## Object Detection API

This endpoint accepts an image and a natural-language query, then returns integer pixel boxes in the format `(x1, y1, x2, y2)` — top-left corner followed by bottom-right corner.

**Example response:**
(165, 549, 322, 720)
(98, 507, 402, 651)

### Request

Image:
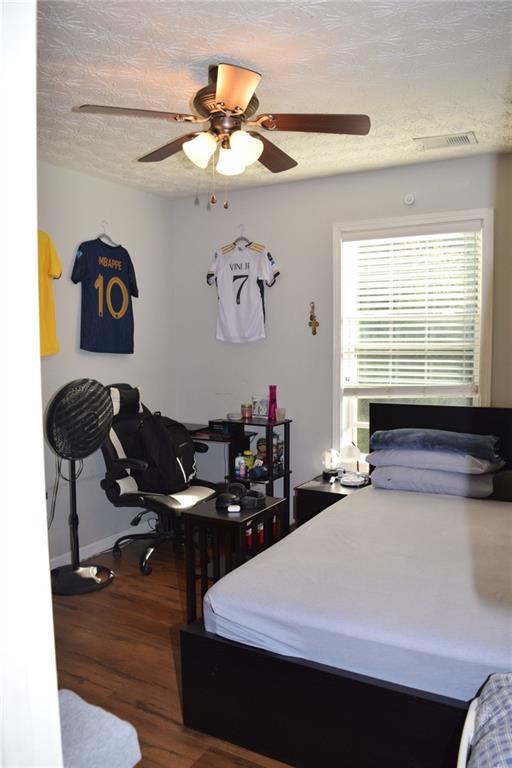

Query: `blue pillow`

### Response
(370, 428, 501, 462)
(367, 449, 504, 475)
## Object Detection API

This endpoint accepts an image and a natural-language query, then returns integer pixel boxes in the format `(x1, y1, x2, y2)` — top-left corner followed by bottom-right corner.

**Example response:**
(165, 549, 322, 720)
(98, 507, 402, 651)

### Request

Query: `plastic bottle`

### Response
(268, 385, 277, 421)
(234, 453, 243, 478)
(239, 457, 246, 479)
(243, 450, 254, 471)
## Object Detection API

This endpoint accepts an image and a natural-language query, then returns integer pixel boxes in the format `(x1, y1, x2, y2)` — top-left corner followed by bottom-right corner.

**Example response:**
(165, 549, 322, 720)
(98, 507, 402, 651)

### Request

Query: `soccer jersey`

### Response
(71, 238, 138, 354)
(207, 242, 279, 343)
(38, 230, 62, 356)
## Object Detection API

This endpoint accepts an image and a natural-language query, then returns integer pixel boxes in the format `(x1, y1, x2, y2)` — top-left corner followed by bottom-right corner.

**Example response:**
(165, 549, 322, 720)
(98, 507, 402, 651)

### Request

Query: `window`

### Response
(333, 211, 493, 454)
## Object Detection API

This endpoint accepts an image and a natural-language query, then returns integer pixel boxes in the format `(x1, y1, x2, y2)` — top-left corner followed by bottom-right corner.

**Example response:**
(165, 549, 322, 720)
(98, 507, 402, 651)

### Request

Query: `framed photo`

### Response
(252, 395, 269, 417)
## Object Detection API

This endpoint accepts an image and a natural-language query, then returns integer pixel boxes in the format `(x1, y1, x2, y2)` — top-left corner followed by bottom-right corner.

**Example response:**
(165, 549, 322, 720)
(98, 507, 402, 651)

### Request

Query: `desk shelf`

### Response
(222, 418, 292, 533)
(225, 470, 290, 485)
(191, 418, 292, 532)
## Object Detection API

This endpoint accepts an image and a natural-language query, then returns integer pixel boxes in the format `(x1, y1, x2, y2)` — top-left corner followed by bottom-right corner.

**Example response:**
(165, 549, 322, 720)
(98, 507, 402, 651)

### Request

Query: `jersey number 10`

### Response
(94, 274, 129, 320)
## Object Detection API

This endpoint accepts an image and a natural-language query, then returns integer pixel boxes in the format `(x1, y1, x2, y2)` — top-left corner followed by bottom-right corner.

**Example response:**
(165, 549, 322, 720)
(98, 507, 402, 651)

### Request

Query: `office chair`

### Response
(100, 383, 217, 575)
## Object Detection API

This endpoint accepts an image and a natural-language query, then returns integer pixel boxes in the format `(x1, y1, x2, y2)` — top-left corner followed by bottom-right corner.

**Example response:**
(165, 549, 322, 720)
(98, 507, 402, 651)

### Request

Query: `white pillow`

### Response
(367, 448, 504, 475)
(371, 467, 494, 498)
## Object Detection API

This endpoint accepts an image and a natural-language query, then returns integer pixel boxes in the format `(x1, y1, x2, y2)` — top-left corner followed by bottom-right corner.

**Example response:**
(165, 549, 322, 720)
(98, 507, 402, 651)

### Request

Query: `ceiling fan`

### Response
(75, 63, 371, 176)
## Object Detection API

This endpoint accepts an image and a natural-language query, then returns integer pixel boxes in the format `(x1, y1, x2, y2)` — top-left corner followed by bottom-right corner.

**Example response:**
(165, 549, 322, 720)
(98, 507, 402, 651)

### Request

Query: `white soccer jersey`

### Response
(207, 242, 279, 343)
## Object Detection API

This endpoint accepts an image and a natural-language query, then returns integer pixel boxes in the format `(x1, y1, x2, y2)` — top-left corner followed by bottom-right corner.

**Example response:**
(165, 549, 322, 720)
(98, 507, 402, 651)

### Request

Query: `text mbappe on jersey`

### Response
(98, 255, 123, 271)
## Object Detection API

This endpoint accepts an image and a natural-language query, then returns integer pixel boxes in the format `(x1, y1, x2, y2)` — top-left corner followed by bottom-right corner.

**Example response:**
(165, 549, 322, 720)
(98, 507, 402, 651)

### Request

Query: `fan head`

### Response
(76, 61, 370, 174)
(45, 379, 113, 460)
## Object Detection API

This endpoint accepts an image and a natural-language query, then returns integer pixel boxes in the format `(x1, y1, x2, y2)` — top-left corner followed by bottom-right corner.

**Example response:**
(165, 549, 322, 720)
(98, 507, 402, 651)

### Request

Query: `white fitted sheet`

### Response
(204, 487, 512, 700)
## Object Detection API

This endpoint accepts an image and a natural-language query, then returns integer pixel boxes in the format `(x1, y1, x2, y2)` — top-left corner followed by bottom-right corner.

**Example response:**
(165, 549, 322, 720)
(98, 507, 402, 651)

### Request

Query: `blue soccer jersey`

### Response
(71, 238, 138, 353)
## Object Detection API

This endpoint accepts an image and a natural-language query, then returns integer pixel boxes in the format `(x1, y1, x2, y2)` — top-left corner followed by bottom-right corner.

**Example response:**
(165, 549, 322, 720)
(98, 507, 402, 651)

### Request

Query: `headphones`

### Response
(216, 482, 266, 510)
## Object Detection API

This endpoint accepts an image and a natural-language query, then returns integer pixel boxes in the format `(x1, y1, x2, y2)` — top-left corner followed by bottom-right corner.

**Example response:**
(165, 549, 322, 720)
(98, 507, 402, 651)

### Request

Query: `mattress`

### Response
(204, 486, 512, 700)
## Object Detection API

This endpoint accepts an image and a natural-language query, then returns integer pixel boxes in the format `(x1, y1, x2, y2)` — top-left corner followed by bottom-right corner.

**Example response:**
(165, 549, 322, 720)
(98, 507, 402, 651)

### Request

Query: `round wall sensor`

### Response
(404, 193, 415, 206)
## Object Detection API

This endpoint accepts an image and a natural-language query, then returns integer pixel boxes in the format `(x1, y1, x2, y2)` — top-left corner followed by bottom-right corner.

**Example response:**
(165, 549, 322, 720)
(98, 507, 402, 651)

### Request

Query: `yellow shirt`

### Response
(38, 230, 62, 356)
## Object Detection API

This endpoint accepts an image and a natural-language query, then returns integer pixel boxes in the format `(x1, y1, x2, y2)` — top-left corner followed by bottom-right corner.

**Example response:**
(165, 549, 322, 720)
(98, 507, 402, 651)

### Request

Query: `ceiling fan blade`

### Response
(138, 133, 198, 163)
(75, 105, 203, 123)
(215, 63, 262, 112)
(250, 133, 298, 173)
(253, 113, 371, 135)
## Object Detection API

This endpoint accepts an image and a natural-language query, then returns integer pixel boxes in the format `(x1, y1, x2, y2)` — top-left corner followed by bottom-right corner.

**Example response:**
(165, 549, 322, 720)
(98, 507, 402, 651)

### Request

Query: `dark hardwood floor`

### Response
(52, 540, 287, 768)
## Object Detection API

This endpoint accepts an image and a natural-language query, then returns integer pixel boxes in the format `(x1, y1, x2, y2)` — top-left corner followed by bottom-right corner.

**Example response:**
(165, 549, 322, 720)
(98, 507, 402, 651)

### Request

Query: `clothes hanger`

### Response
(233, 224, 250, 245)
(98, 220, 119, 247)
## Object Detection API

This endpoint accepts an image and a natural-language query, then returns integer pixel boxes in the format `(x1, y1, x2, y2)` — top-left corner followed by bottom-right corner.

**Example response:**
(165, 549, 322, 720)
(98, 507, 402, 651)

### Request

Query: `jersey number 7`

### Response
(232, 274, 249, 305)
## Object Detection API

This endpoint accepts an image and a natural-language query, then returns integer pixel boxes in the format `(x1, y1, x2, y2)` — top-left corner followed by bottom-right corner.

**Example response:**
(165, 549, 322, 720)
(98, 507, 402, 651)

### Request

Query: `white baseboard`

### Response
(50, 520, 154, 569)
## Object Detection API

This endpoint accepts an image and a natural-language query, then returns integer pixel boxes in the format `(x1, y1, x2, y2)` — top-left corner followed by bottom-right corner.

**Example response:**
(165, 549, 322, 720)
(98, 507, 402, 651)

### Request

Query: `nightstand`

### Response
(294, 475, 369, 527)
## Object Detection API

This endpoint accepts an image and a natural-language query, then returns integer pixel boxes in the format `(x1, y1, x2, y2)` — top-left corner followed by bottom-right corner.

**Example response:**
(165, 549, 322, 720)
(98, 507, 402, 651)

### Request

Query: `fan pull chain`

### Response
(223, 176, 229, 209)
(210, 153, 217, 205)
(194, 172, 201, 206)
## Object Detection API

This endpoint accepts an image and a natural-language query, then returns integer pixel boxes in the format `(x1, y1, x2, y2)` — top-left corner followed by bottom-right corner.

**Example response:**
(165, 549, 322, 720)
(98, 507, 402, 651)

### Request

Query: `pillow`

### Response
(371, 466, 494, 498)
(491, 470, 512, 501)
(110, 386, 143, 416)
(468, 674, 512, 768)
(370, 428, 501, 461)
(367, 449, 504, 475)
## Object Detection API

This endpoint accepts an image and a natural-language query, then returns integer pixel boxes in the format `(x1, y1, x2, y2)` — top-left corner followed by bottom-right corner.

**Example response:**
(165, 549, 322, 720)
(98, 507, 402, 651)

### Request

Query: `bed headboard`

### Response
(369, 403, 512, 467)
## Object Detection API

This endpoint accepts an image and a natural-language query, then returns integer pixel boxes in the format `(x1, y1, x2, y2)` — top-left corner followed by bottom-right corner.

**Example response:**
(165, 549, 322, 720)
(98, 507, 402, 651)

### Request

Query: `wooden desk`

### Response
(182, 496, 286, 623)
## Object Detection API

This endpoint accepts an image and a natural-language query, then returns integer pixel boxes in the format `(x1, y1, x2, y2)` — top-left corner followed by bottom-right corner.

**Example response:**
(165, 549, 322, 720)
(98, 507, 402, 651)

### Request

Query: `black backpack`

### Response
(134, 412, 197, 494)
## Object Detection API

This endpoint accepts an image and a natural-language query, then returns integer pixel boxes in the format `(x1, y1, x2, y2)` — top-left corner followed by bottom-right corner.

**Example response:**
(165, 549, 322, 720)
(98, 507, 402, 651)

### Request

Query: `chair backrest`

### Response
(101, 384, 150, 497)
(101, 383, 197, 497)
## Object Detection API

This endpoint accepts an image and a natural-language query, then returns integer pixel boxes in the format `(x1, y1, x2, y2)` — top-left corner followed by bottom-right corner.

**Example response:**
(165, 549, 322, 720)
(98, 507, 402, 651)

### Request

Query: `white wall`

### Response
(1, 4, 63, 766)
(168, 153, 511, 491)
(39, 152, 512, 555)
(38, 161, 176, 560)
(491, 153, 512, 405)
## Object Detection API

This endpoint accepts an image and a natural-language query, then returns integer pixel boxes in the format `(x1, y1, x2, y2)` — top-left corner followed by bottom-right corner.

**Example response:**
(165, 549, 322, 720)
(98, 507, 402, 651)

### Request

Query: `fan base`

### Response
(193, 84, 259, 119)
(51, 564, 114, 596)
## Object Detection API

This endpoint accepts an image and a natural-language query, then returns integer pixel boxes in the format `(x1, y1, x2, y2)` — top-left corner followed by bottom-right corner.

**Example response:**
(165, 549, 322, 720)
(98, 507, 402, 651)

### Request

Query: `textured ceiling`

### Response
(38, 0, 512, 199)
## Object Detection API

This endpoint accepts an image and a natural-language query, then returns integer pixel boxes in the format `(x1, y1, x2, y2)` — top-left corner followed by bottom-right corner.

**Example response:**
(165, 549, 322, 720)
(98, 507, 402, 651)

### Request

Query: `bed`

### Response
(180, 404, 512, 768)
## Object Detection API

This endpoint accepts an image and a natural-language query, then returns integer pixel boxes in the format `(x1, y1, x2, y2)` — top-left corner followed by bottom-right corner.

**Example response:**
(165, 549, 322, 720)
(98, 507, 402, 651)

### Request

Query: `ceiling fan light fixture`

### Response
(183, 131, 218, 169)
(229, 129, 264, 166)
(216, 146, 246, 176)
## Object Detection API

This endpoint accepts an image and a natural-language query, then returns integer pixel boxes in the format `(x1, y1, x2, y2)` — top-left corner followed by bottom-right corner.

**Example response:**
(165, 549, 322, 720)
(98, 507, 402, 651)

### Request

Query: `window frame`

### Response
(332, 209, 494, 451)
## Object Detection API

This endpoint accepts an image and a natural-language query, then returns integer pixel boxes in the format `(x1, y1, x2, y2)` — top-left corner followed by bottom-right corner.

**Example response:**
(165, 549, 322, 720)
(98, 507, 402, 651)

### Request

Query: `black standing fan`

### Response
(46, 379, 115, 595)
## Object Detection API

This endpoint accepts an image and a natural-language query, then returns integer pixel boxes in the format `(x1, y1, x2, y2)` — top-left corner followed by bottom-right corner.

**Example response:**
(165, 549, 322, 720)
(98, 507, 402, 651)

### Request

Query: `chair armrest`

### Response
(112, 458, 149, 471)
(100, 457, 149, 492)
(193, 441, 209, 454)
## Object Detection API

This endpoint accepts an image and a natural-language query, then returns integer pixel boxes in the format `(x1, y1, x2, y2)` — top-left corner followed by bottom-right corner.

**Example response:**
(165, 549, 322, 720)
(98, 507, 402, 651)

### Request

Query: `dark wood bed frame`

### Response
(181, 404, 512, 768)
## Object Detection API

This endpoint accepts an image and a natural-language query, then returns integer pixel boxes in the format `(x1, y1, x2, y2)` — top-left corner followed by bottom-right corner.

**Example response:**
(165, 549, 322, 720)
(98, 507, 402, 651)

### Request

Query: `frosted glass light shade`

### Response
(216, 147, 246, 176)
(183, 132, 217, 169)
(230, 130, 264, 166)
(321, 449, 341, 472)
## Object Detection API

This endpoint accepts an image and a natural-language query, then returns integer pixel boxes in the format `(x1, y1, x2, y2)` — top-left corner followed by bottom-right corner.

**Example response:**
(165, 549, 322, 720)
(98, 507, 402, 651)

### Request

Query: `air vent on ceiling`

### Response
(413, 132, 478, 151)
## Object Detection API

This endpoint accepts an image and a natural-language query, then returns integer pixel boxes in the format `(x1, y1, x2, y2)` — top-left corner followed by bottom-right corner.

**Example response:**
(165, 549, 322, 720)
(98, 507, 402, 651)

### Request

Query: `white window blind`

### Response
(341, 229, 482, 398)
